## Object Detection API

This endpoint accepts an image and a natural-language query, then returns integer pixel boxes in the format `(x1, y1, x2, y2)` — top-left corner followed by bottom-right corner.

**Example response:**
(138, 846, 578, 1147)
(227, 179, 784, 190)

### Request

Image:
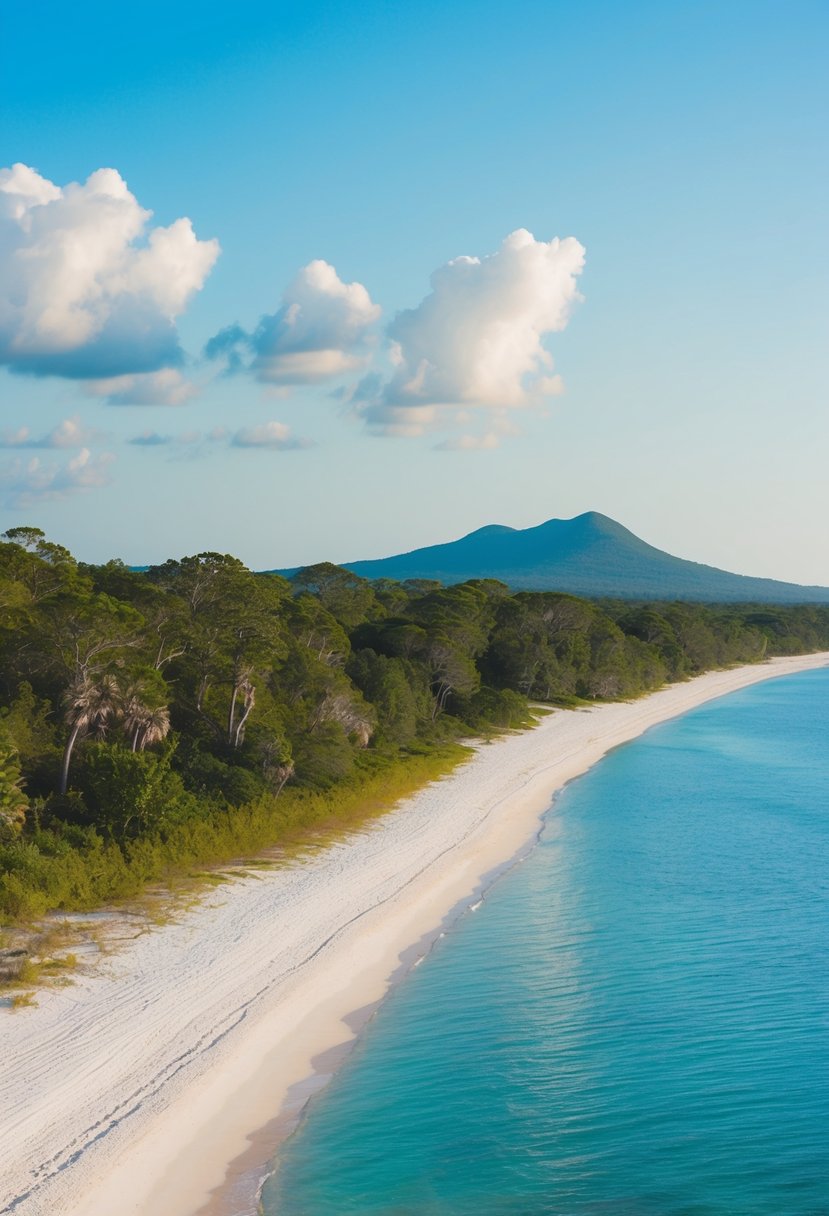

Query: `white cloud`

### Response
(357, 228, 584, 436)
(434, 432, 502, 451)
(434, 409, 520, 451)
(0, 163, 219, 381)
(231, 421, 313, 449)
(361, 403, 437, 438)
(128, 423, 308, 453)
(0, 447, 114, 505)
(127, 431, 174, 447)
(206, 259, 379, 385)
(257, 348, 364, 382)
(127, 428, 229, 456)
(0, 414, 97, 449)
(85, 368, 198, 406)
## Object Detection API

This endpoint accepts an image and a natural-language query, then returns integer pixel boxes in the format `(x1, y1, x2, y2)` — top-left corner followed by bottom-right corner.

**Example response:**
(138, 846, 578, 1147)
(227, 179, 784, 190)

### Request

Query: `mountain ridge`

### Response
(271, 512, 829, 604)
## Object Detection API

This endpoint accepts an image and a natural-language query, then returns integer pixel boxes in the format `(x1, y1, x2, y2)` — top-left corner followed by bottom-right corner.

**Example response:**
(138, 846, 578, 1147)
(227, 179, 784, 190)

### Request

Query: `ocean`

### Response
(263, 669, 829, 1215)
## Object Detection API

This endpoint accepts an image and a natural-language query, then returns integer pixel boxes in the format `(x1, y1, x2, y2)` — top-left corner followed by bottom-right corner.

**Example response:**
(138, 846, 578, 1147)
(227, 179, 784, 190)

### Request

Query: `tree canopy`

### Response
(2, 527, 828, 922)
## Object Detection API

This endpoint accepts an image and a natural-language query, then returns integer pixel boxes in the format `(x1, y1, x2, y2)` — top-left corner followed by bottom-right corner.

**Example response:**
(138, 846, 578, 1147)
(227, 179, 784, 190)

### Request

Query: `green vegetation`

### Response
(2, 528, 828, 927)
(0, 918, 85, 1005)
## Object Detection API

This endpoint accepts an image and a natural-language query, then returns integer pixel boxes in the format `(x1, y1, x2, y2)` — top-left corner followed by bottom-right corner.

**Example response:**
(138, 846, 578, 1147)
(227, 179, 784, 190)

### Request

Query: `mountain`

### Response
(274, 512, 829, 603)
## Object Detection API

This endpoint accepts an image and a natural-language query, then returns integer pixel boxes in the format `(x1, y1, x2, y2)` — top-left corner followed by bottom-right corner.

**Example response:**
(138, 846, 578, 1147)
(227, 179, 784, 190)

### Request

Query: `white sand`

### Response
(2, 654, 828, 1216)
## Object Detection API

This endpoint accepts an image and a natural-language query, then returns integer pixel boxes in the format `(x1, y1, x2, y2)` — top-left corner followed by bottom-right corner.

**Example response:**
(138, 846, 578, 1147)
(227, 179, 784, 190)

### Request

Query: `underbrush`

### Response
(0, 743, 472, 929)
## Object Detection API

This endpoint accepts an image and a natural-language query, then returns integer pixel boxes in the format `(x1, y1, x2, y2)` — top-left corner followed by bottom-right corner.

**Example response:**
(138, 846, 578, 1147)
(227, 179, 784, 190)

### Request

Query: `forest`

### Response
(2, 526, 829, 923)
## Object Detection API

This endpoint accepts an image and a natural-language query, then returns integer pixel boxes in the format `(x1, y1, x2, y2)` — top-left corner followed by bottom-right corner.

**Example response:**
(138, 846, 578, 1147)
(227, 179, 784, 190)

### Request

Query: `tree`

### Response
(616, 606, 686, 679)
(425, 636, 480, 719)
(290, 563, 379, 631)
(1, 527, 78, 603)
(149, 553, 288, 749)
(88, 561, 191, 673)
(59, 674, 122, 794)
(287, 594, 350, 666)
(347, 649, 421, 746)
(0, 729, 27, 838)
(221, 578, 287, 748)
(121, 678, 172, 752)
(258, 737, 295, 795)
(40, 590, 145, 687)
(311, 685, 375, 746)
(406, 584, 502, 717)
(83, 744, 192, 838)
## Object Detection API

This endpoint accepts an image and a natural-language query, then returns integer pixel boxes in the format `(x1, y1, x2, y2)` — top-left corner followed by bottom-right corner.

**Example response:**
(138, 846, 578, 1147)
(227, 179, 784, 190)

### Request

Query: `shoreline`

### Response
(2, 654, 828, 1216)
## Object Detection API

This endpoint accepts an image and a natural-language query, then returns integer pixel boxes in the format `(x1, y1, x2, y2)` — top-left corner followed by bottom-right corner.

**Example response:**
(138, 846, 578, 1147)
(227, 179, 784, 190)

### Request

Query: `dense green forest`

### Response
(2, 526, 829, 924)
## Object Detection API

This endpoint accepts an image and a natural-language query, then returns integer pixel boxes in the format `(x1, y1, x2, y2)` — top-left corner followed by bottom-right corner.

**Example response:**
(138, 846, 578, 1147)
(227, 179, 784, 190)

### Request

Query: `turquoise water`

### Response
(264, 670, 829, 1215)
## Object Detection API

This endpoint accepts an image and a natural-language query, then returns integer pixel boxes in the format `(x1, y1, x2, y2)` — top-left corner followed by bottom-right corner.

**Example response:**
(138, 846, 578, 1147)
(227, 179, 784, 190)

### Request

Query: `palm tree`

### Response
(59, 675, 121, 794)
(259, 739, 295, 796)
(121, 684, 171, 752)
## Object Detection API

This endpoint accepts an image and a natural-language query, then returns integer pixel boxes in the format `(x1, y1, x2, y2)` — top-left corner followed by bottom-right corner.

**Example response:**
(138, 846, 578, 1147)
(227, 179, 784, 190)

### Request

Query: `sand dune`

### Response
(2, 653, 827, 1216)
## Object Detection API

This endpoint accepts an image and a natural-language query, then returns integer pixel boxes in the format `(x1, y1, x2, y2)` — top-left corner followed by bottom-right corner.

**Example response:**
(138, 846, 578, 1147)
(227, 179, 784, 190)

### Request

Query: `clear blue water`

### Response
(264, 670, 829, 1215)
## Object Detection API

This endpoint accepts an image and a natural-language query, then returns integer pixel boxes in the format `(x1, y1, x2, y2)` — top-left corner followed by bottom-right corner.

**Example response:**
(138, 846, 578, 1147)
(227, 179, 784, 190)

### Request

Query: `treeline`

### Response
(2, 526, 828, 922)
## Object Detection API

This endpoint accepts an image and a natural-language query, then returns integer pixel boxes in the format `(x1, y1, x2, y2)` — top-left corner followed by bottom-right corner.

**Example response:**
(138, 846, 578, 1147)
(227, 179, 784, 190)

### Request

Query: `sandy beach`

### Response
(2, 653, 827, 1216)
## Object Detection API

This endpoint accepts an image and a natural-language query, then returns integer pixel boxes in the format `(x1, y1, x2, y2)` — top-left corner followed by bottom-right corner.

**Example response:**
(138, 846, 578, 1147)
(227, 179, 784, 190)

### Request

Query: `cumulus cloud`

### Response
(360, 403, 438, 438)
(127, 427, 228, 453)
(206, 259, 379, 385)
(356, 228, 584, 437)
(128, 421, 310, 455)
(0, 414, 98, 449)
(230, 421, 313, 450)
(0, 163, 219, 382)
(0, 447, 114, 506)
(84, 368, 198, 406)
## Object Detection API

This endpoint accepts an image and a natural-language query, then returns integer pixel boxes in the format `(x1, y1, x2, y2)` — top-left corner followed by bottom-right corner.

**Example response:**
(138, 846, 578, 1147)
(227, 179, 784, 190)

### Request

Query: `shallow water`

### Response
(264, 669, 829, 1215)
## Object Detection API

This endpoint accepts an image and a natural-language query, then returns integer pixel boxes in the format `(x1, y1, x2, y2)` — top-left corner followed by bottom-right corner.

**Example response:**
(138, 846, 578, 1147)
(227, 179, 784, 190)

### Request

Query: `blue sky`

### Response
(1, 0, 827, 582)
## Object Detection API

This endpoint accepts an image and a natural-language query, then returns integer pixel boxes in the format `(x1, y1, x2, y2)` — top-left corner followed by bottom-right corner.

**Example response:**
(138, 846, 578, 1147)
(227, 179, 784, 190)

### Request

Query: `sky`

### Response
(1, 0, 827, 583)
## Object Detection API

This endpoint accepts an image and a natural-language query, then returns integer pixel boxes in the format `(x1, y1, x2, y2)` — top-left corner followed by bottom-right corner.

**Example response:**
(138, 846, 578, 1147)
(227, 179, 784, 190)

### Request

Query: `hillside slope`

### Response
(275, 513, 829, 603)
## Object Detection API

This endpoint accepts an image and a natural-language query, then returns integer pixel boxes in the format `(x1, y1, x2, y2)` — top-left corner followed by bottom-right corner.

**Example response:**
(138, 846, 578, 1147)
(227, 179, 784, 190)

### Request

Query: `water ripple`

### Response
(265, 671, 829, 1215)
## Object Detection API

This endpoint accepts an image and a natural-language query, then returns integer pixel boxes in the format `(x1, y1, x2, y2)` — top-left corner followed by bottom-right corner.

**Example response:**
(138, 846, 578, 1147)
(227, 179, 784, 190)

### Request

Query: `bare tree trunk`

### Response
(233, 683, 255, 749)
(430, 682, 451, 722)
(274, 770, 292, 797)
(154, 640, 186, 670)
(59, 721, 83, 795)
(227, 683, 239, 745)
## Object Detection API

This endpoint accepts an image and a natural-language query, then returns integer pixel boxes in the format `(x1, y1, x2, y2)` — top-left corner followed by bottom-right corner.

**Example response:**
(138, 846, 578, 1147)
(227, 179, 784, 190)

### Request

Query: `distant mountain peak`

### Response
(330, 512, 829, 604)
(269, 512, 829, 604)
(573, 510, 614, 525)
(460, 523, 517, 540)
(563, 511, 637, 537)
